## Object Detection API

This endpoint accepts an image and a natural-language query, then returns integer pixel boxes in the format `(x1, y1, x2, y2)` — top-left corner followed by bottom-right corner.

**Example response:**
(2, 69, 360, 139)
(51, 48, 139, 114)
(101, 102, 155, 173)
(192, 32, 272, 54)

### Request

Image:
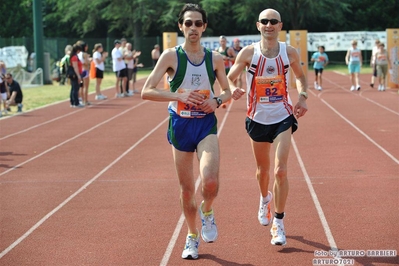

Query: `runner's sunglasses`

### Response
(183, 20, 204, 27)
(259, 19, 281, 25)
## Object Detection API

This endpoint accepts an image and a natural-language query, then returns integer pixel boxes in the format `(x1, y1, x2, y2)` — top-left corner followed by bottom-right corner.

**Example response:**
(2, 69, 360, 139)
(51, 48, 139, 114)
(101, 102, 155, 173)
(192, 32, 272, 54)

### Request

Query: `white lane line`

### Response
(0, 97, 115, 141)
(0, 101, 147, 178)
(320, 98, 399, 165)
(0, 109, 82, 141)
(308, 82, 399, 165)
(291, 137, 340, 256)
(159, 103, 233, 266)
(322, 76, 399, 116)
(0, 116, 169, 259)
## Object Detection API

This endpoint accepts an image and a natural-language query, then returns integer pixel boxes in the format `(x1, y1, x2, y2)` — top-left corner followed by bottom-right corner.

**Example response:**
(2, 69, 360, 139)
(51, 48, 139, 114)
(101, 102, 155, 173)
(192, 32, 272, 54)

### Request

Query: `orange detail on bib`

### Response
(177, 89, 210, 118)
(255, 75, 287, 103)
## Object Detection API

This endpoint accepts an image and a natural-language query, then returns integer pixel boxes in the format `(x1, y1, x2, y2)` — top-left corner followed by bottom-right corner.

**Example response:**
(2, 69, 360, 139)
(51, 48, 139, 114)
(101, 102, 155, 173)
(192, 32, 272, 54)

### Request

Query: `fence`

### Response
(0, 36, 162, 72)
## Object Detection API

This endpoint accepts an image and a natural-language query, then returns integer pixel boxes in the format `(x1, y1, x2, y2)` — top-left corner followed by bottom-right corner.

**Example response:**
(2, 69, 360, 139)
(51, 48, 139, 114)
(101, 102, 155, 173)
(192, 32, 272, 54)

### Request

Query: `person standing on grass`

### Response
(141, 3, 231, 260)
(69, 44, 84, 108)
(227, 8, 308, 247)
(77, 41, 91, 105)
(5, 73, 23, 112)
(345, 40, 362, 91)
(311, 45, 329, 91)
(112, 40, 127, 98)
(92, 43, 108, 100)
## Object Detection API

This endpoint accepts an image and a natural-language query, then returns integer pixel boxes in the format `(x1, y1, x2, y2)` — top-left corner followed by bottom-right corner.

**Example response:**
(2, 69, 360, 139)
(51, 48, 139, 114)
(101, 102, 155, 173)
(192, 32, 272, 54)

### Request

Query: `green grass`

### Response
(20, 70, 152, 112)
(321, 64, 372, 75)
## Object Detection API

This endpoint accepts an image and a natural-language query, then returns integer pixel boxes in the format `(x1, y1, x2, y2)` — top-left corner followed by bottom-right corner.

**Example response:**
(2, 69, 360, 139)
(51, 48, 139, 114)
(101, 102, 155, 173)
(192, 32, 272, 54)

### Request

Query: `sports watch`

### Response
(214, 97, 223, 108)
(299, 91, 308, 99)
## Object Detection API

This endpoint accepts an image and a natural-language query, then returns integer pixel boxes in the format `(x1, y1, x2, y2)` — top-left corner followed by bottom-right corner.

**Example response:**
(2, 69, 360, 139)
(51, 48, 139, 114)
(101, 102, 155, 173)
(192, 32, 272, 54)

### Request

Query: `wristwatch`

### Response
(213, 97, 223, 108)
(299, 91, 308, 99)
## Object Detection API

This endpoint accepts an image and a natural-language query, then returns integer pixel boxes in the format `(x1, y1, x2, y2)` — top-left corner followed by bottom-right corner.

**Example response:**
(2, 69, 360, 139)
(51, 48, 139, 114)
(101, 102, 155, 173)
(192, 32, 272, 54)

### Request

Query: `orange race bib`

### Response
(255, 75, 287, 103)
(176, 89, 210, 118)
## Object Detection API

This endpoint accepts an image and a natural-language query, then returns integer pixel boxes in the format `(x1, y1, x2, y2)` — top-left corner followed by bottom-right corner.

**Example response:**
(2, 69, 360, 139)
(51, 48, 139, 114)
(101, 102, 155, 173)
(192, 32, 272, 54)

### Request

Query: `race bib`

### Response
(176, 88, 210, 118)
(255, 75, 287, 103)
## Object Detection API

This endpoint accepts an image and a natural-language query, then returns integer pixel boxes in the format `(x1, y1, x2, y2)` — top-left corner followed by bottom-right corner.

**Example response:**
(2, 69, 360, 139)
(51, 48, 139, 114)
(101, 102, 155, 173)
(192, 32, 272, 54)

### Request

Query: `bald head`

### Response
(259, 9, 281, 21)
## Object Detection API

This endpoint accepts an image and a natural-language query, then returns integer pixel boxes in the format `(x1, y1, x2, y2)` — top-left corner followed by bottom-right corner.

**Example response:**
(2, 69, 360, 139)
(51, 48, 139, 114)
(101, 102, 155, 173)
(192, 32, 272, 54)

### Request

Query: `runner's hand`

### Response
(294, 99, 308, 118)
(231, 88, 245, 100)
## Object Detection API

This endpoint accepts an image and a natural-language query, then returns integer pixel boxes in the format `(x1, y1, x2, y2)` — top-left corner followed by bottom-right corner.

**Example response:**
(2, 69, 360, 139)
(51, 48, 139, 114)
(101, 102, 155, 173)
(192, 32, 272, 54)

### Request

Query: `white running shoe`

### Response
(125, 91, 134, 97)
(95, 94, 106, 100)
(258, 191, 273, 226)
(317, 86, 322, 91)
(356, 85, 361, 91)
(270, 218, 287, 246)
(350, 86, 355, 91)
(199, 201, 218, 243)
(381, 85, 385, 91)
(116, 93, 124, 98)
(314, 81, 318, 89)
(181, 233, 200, 260)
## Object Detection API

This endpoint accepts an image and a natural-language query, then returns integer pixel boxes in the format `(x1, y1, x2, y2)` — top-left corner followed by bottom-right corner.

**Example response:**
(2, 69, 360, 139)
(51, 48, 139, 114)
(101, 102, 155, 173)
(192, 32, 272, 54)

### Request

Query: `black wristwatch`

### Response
(213, 97, 222, 108)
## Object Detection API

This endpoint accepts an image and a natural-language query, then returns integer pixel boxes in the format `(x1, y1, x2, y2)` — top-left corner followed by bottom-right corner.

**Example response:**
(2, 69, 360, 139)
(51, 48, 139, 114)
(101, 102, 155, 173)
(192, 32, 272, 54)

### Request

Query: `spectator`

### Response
(132, 56, 144, 94)
(5, 73, 23, 112)
(69, 44, 84, 108)
(151, 44, 160, 68)
(0, 60, 6, 76)
(77, 41, 91, 105)
(0, 72, 9, 116)
(59, 45, 72, 85)
(112, 40, 127, 98)
(92, 43, 108, 100)
(125, 43, 142, 95)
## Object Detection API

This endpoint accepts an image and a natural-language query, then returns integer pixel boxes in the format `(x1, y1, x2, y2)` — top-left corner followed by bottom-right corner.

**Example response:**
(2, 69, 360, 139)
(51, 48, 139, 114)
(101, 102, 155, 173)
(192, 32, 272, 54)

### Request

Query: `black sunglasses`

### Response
(259, 19, 280, 25)
(183, 20, 204, 28)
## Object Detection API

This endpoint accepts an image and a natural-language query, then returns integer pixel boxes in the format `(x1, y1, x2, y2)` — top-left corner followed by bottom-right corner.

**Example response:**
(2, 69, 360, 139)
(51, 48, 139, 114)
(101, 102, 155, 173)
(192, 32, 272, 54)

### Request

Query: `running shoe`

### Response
(199, 201, 218, 243)
(17, 104, 23, 112)
(350, 86, 355, 91)
(270, 218, 287, 246)
(314, 81, 318, 89)
(317, 86, 322, 91)
(258, 191, 273, 226)
(95, 94, 106, 100)
(356, 85, 361, 91)
(181, 232, 199, 259)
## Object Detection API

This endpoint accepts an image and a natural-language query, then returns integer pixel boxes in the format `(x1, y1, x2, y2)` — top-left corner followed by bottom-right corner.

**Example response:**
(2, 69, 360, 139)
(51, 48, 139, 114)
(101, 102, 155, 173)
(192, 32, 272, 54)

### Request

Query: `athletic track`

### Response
(0, 71, 398, 266)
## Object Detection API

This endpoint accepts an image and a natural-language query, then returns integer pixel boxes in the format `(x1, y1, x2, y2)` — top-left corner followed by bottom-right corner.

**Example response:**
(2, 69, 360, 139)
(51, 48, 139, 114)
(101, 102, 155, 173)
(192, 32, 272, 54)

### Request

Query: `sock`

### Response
(262, 194, 271, 203)
(188, 233, 197, 238)
(274, 212, 284, 219)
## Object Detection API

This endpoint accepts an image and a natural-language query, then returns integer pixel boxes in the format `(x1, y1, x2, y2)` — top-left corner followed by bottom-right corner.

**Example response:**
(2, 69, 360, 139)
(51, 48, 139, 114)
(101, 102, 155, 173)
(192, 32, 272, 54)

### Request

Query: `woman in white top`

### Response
(92, 43, 108, 100)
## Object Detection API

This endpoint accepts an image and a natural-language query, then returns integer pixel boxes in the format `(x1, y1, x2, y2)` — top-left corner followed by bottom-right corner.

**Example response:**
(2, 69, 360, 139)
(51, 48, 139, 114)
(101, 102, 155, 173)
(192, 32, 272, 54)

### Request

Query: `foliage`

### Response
(0, 0, 397, 39)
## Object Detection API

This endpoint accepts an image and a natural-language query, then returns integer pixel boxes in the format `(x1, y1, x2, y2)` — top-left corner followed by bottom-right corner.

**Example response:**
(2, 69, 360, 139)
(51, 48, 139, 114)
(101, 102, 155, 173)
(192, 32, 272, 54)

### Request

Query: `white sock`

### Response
(262, 193, 271, 203)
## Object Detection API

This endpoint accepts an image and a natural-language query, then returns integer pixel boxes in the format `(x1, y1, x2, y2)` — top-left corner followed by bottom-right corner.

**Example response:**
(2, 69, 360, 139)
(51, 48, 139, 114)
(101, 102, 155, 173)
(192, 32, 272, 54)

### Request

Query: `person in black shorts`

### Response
(5, 73, 23, 112)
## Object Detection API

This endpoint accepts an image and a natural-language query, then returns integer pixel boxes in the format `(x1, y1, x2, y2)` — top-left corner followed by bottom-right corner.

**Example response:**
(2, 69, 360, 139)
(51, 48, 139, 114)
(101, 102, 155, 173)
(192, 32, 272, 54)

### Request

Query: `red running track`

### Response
(0, 71, 398, 266)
